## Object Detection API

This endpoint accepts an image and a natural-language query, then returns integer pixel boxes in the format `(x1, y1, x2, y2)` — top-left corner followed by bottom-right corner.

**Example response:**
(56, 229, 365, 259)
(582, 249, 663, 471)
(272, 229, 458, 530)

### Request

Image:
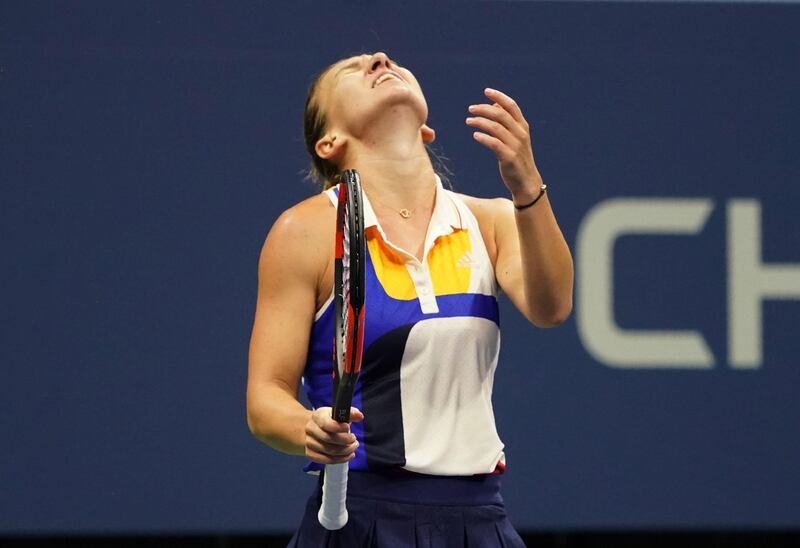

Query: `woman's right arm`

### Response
(246, 200, 360, 463)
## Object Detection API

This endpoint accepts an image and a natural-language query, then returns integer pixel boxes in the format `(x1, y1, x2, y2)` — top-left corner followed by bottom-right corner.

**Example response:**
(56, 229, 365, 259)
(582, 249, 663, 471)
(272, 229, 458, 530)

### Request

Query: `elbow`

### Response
(246, 411, 257, 436)
(247, 408, 286, 451)
(528, 299, 573, 328)
(245, 384, 309, 456)
(246, 407, 267, 440)
(246, 390, 276, 442)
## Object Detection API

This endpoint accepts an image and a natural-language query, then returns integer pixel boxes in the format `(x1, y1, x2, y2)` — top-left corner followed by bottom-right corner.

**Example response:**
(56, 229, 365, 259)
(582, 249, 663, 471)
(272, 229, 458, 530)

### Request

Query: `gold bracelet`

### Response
(513, 184, 547, 210)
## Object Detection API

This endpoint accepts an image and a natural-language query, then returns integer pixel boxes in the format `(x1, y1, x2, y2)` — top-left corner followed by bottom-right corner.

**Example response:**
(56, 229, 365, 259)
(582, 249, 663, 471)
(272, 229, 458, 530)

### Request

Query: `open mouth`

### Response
(373, 73, 403, 87)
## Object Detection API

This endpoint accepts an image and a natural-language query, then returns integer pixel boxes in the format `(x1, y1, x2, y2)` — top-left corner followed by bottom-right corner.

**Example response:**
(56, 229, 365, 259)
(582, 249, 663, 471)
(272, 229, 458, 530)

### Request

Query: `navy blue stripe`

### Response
(316, 469, 504, 506)
(359, 324, 413, 470)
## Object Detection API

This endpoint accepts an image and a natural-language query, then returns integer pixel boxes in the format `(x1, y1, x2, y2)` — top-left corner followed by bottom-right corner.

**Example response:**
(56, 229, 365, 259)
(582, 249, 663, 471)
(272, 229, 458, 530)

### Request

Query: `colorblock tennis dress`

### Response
(290, 176, 525, 547)
(302, 174, 506, 476)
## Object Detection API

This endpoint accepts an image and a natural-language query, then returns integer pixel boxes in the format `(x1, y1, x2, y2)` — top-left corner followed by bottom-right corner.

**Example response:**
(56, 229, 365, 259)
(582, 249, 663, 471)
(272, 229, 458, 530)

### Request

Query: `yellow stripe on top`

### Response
(367, 224, 474, 301)
(366, 227, 418, 300)
(428, 229, 472, 296)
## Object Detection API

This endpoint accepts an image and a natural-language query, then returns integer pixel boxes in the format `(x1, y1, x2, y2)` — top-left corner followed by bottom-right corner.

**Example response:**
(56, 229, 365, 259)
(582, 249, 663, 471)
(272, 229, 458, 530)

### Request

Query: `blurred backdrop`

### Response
(2, 0, 799, 545)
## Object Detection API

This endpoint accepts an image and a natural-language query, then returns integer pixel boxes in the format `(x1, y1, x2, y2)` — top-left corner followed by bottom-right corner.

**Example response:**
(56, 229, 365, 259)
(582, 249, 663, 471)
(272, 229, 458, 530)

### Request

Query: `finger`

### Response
(306, 447, 357, 465)
(312, 409, 351, 434)
(307, 436, 359, 457)
(321, 418, 351, 434)
(468, 103, 523, 138)
(466, 115, 516, 145)
(314, 439, 359, 458)
(471, 131, 514, 162)
(306, 421, 357, 446)
(350, 407, 365, 423)
(484, 88, 527, 126)
(311, 407, 334, 427)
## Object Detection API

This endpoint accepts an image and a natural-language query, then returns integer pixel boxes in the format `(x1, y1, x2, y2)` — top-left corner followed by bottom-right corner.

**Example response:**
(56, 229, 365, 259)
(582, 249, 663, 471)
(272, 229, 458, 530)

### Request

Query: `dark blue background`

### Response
(2, 0, 798, 534)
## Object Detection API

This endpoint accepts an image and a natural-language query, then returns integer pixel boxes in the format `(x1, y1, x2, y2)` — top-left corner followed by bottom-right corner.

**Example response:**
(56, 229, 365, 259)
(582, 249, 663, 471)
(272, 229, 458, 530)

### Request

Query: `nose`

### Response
(368, 51, 391, 73)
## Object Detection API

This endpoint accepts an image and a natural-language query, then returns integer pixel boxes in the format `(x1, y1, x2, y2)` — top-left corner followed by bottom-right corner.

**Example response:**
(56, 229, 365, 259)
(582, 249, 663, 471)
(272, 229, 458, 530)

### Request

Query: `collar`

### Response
(361, 173, 462, 239)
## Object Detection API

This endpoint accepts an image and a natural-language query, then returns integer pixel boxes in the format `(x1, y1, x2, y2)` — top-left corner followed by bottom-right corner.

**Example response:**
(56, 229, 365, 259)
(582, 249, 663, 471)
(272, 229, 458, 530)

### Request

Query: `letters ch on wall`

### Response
(575, 198, 800, 370)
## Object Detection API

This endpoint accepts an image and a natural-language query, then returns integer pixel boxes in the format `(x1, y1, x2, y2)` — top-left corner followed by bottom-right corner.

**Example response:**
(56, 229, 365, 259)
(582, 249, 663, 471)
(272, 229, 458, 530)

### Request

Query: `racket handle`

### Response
(318, 462, 349, 530)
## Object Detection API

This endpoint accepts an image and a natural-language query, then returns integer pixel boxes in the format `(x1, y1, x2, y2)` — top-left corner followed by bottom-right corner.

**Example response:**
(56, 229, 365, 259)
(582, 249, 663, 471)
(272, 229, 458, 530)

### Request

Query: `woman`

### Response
(247, 51, 573, 546)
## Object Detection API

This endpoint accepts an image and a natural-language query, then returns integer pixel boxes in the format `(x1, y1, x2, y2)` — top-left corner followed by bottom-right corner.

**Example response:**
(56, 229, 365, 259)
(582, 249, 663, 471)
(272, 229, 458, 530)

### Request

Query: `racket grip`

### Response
(318, 462, 349, 530)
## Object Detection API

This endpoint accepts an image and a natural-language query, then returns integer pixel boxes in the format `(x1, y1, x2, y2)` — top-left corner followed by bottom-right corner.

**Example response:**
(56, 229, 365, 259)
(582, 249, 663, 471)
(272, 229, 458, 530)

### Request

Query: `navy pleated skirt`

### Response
(287, 469, 526, 547)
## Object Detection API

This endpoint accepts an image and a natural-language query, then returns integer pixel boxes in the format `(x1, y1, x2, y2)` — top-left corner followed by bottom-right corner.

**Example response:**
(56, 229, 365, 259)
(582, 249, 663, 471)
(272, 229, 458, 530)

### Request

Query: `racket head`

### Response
(332, 170, 366, 423)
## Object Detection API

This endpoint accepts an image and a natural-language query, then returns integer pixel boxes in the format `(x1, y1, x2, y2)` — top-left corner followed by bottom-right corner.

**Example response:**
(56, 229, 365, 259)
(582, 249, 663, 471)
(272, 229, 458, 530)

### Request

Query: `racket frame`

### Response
(318, 170, 366, 531)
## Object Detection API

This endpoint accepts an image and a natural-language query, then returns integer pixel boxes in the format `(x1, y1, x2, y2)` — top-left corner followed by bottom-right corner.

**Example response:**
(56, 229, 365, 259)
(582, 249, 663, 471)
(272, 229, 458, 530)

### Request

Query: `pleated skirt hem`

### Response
(287, 470, 526, 548)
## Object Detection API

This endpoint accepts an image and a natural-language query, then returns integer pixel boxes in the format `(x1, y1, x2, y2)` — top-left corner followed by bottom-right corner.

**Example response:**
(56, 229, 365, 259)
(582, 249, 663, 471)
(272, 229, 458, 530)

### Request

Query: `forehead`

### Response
(316, 54, 366, 103)
(328, 54, 367, 79)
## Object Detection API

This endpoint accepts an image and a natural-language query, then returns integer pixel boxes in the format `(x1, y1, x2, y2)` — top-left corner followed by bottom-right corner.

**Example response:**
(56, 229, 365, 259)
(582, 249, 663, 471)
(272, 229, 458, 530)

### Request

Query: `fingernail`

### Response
(485, 87, 495, 93)
(468, 105, 476, 112)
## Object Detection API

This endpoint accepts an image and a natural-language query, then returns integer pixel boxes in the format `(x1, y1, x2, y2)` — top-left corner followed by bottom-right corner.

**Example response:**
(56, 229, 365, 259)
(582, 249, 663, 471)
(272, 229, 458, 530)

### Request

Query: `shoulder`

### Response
(268, 191, 334, 242)
(259, 192, 335, 280)
(451, 191, 513, 224)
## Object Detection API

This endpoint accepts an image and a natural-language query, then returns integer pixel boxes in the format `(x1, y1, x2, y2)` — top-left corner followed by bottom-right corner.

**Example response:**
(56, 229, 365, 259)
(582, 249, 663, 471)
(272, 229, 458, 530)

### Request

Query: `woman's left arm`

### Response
(466, 88, 573, 327)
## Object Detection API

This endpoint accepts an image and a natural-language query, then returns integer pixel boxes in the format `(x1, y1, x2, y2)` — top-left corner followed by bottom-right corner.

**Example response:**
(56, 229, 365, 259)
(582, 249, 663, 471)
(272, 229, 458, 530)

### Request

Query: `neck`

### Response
(339, 111, 437, 215)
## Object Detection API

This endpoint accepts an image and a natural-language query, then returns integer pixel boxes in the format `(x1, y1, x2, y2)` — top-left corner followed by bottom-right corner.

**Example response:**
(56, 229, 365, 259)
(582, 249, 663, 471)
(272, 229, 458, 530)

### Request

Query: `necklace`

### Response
(368, 192, 414, 219)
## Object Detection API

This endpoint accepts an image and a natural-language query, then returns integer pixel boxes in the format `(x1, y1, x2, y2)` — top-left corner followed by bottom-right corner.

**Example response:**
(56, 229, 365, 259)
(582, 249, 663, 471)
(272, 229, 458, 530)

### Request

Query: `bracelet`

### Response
(513, 184, 547, 210)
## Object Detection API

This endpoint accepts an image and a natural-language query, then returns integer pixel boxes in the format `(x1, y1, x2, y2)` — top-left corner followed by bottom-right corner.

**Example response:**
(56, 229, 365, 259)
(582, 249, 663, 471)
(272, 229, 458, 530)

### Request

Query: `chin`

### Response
(377, 87, 427, 117)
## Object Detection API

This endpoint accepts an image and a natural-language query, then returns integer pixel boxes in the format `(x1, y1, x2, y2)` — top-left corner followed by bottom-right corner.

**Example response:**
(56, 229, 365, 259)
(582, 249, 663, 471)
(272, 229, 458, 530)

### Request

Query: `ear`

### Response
(315, 134, 347, 161)
(421, 123, 436, 143)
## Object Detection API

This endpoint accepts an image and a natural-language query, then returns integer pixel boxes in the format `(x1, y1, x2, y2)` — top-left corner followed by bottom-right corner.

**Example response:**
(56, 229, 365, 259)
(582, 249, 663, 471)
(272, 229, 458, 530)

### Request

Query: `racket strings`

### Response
(339, 200, 351, 375)
(349, 178, 363, 305)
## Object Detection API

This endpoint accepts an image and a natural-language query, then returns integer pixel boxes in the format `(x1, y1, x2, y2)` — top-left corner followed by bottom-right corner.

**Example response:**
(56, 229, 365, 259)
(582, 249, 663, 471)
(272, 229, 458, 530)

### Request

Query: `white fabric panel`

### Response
(445, 189, 499, 297)
(400, 316, 505, 475)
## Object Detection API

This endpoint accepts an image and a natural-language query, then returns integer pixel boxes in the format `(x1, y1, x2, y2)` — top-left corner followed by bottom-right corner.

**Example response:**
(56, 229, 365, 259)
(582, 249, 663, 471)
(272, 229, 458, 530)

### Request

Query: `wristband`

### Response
(513, 184, 547, 210)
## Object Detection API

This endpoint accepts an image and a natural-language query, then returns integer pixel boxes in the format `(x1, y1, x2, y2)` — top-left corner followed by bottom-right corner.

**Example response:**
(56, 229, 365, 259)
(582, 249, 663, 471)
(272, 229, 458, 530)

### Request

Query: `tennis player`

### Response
(247, 51, 573, 546)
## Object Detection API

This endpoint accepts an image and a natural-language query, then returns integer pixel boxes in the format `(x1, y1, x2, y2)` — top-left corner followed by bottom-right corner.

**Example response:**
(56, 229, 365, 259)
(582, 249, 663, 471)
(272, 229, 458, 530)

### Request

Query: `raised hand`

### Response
(466, 87, 543, 201)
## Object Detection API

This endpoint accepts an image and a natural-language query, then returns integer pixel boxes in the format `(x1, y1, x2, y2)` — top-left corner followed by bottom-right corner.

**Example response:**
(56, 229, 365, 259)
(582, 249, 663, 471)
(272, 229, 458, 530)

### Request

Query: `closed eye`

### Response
(334, 59, 361, 80)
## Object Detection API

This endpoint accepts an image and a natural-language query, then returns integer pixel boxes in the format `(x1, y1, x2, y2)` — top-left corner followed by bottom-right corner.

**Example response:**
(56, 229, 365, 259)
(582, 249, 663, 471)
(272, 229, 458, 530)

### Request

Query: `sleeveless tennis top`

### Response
(302, 174, 506, 475)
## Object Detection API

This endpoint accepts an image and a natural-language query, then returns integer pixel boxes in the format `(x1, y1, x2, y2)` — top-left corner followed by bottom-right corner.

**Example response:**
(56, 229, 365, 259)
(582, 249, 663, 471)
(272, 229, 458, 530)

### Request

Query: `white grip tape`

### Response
(317, 462, 349, 530)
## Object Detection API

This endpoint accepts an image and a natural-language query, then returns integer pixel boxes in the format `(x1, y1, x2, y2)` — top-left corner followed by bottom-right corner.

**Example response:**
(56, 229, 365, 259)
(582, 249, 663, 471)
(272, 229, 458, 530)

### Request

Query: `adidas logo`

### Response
(456, 252, 476, 269)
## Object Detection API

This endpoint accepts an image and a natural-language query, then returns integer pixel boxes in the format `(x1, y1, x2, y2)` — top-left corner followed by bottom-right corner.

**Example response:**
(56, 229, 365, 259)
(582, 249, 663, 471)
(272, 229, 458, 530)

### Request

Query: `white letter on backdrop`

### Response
(728, 200, 800, 369)
(576, 198, 715, 369)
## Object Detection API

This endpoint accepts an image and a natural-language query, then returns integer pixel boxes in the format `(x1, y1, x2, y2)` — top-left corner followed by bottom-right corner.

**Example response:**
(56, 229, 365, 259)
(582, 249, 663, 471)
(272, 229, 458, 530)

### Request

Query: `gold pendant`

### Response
(399, 208, 411, 219)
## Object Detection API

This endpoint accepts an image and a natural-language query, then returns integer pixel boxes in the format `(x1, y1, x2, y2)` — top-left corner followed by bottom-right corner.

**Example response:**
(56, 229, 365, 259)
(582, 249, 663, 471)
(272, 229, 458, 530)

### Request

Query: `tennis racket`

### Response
(317, 169, 366, 531)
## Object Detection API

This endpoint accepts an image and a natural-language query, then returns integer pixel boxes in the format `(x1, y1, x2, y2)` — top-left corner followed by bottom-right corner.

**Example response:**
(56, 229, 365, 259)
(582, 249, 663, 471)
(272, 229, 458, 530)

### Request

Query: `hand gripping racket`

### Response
(318, 169, 366, 531)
